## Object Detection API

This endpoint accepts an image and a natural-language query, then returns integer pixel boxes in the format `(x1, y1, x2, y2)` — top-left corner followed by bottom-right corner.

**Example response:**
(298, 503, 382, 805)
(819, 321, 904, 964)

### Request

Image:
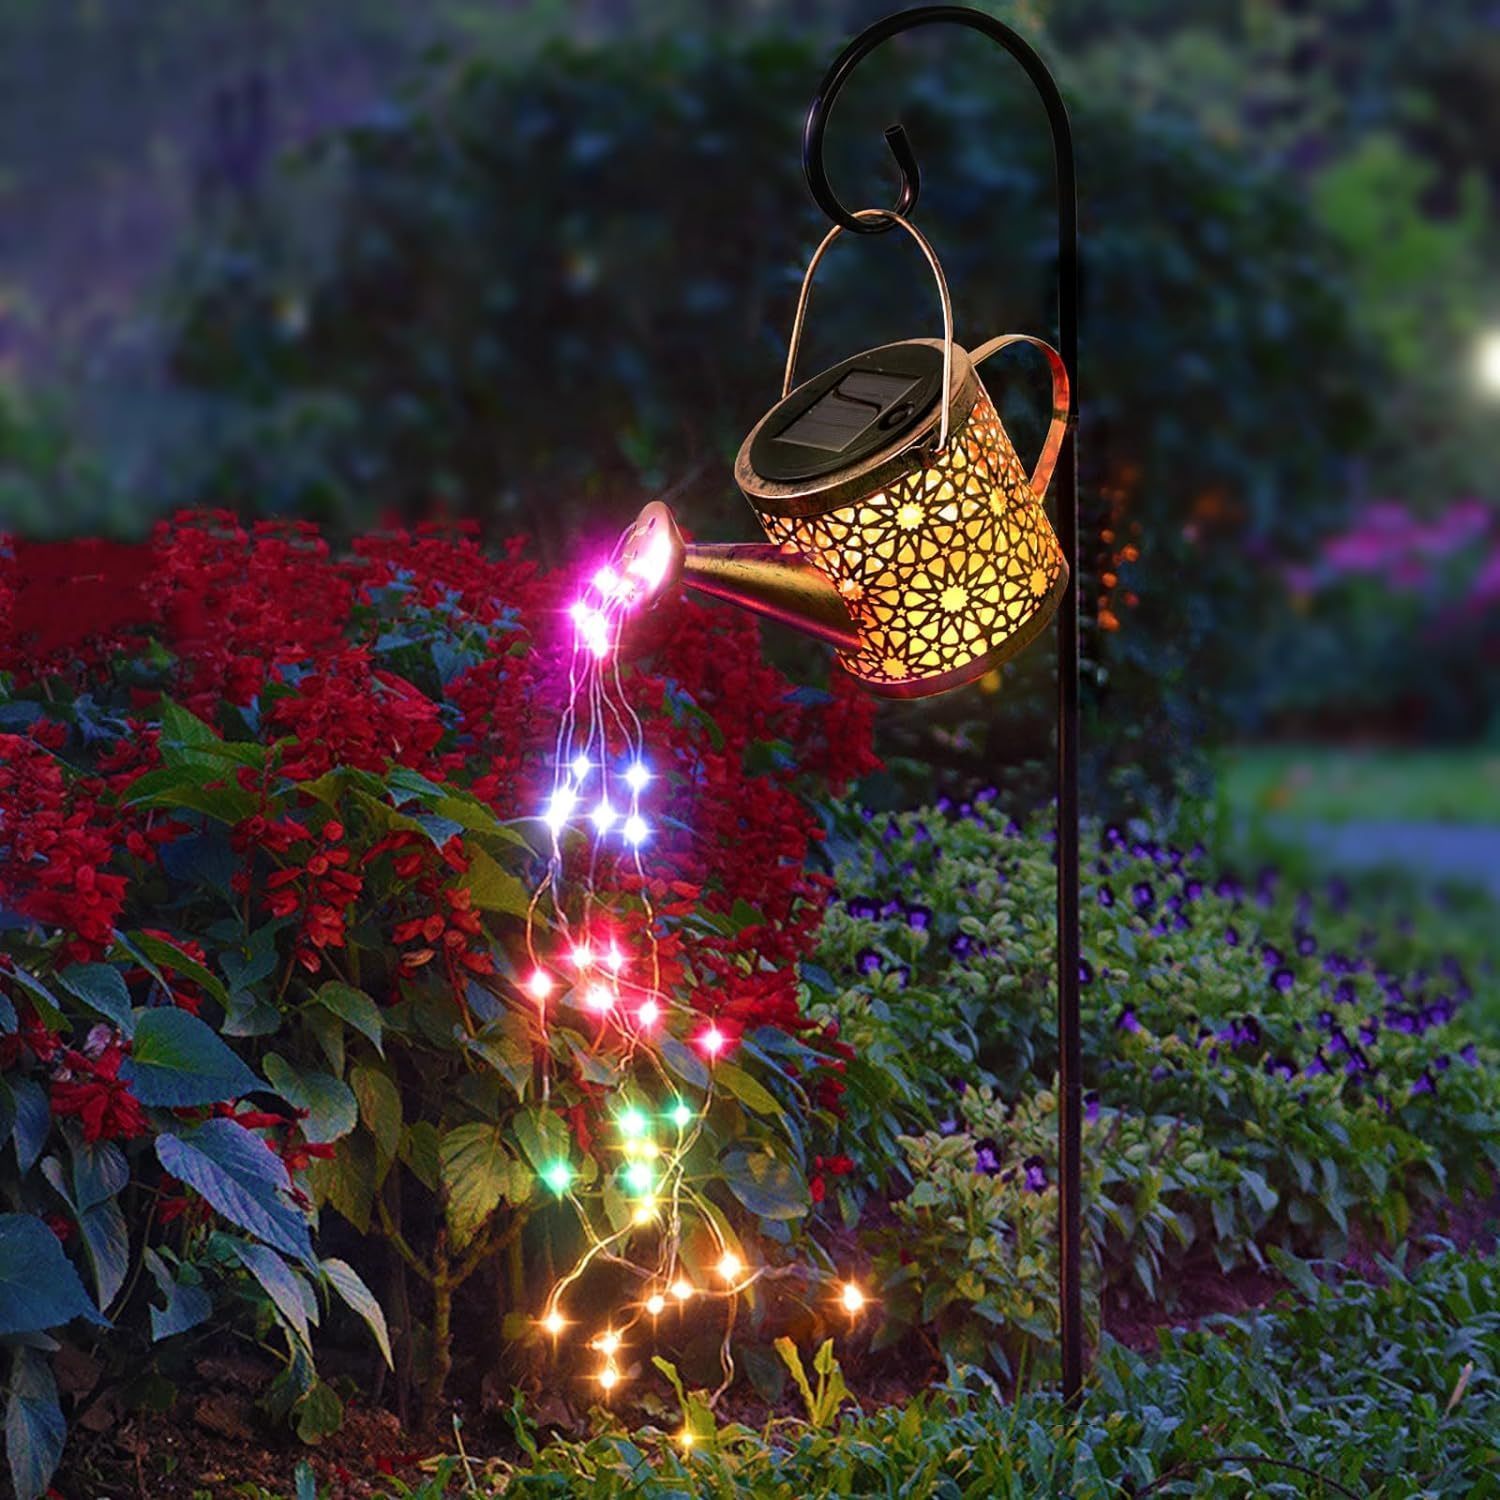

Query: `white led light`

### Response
(624, 761, 651, 793)
(571, 753, 591, 781)
(604, 943, 625, 974)
(1477, 330, 1500, 395)
(585, 984, 614, 1014)
(545, 786, 576, 832)
(591, 800, 617, 835)
(623, 814, 648, 846)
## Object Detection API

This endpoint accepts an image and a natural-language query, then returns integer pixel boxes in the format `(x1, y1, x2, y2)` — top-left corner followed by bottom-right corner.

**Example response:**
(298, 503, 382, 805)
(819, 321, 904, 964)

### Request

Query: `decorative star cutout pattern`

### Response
(759, 389, 1066, 693)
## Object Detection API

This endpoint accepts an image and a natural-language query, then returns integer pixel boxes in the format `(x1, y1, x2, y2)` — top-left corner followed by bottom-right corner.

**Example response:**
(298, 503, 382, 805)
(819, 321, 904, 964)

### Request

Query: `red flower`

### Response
(50, 1041, 149, 1143)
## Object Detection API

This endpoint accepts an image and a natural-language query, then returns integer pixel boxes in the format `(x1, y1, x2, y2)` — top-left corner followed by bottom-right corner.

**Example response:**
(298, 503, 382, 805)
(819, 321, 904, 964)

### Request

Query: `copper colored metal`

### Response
(621, 500, 862, 651)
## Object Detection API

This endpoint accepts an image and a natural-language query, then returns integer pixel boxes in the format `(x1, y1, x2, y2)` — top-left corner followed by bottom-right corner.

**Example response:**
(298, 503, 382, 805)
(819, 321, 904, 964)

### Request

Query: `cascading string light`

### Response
(526, 524, 862, 1406)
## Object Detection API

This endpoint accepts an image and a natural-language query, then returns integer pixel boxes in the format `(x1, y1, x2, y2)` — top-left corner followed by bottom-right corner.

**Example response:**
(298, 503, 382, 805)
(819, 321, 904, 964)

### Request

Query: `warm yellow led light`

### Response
(646, 1293, 666, 1316)
(598, 1364, 619, 1391)
(632, 1198, 658, 1225)
(541, 1310, 566, 1336)
(716, 1252, 743, 1282)
(671, 1278, 693, 1302)
(680, 1428, 696, 1449)
(592, 1330, 621, 1356)
(840, 1281, 866, 1314)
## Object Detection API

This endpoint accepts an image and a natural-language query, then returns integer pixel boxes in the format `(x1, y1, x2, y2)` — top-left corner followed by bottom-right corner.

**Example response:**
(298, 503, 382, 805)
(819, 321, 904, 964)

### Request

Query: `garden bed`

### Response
(3, 516, 1496, 1499)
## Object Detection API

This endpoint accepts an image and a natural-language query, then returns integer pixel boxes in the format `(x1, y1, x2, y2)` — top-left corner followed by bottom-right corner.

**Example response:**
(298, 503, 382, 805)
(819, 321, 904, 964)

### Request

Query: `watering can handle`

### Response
(970, 333, 1072, 501)
(783, 208, 957, 448)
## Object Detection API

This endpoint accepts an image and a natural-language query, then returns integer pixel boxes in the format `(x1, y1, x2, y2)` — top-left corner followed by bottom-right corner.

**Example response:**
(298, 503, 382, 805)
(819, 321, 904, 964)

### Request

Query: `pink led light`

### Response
(636, 999, 661, 1027)
(698, 1025, 727, 1058)
(570, 942, 594, 969)
(593, 566, 622, 597)
(525, 969, 554, 1002)
(585, 984, 615, 1014)
(604, 943, 625, 974)
(627, 530, 673, 591)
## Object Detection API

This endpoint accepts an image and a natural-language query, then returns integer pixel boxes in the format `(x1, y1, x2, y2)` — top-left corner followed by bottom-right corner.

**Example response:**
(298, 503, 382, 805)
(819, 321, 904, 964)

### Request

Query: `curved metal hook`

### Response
(801, 4, 1073, 237)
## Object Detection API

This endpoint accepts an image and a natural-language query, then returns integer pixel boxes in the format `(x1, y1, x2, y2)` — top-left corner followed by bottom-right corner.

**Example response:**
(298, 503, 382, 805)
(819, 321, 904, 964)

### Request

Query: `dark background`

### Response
(2, 0, 1497, 859)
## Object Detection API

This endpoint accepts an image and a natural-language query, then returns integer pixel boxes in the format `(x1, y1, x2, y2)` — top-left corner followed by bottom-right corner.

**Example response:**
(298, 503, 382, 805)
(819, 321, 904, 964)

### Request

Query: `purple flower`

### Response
(1184, 879, 1204, 902)
(906, 904, 932, 931)
(1270, 967, 1295, 993)
(936, 796, 953, 814)
(1335, 979, 1358, 1005)
(1265, 1057, 1296, 1082)
(1174, 914, 1192, 932)
(1098, 884, 1116, 908)
(1305, 1052, 1331, 1077)
(880, 898, 903, 920)
(1079, 959, 1095, 985)
(1023, 1155, 1049, 1193)
(950, 934, 973, 959)
(1224, 926, 1240, 948)
(1084, 1091, 1101, 1123)
(1358, 1019, 1379, 1047)
(892, 965, 911, 990)
(913, 821, 931, 843)
(1215, 874, 1243, 900)
(974, 1139, 1002, 1176)
(1460, 1043, 1479, 1065)
(856, 948, 882, 976)
(1296, 931, 1318, 957)
(1132, 882, 1155, 912)
(1410, 1071, 1436, 1098)
(938, 1118, 960, 1137)
(1261, 943, 1283, 969)
(1344, 1047, 1372, 1077)
(1433, 1052, 1451, 1072)
(1116, 1006, 1140, 1034)
(848, 897, 879, 921)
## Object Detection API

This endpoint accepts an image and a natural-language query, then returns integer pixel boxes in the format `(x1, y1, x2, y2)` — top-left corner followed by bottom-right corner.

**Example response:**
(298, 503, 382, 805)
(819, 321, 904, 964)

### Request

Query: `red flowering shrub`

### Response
(0, 510, 876, 1492)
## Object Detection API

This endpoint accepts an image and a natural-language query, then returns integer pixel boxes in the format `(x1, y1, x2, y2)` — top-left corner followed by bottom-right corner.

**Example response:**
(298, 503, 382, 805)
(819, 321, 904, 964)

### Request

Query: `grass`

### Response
(258, 1247, 1498, 1499)
(1216, 744, 1500, 826)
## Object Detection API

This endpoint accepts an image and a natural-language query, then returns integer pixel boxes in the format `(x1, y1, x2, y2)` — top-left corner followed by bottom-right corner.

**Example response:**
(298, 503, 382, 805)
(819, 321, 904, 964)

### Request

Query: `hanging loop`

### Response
(781, 208, 956, 450)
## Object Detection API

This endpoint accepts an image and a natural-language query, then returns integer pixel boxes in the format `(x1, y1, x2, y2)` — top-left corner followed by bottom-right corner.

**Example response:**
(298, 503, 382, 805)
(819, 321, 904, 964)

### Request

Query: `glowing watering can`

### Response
(622, 211, 1070, 699)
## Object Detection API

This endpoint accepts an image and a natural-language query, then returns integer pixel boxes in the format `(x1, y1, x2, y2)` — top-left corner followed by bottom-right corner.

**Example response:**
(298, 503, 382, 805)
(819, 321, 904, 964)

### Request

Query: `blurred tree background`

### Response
(1, 0, 1496, 811)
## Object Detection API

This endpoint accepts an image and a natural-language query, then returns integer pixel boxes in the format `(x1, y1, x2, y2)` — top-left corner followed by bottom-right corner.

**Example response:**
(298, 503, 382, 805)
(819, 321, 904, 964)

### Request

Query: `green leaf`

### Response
(351, 1065, 402, 1174)
(5, 1346, 66, 1500)
(312, 982, 384, 1056)
(123, 1008, 260, 1107)
(144, 1249, 212, 1340)
(659, 1035, 710, 1092)
(223, 1237, 313, 1349)
(511, 1107, 570, 1175)
(322, 1257, 393, 1369)
(263, 1055, 357, 1145)
(401, 1122, 441, 1193)
(129, 931, 229, 1007)
(465, 843, 531, 918)
(294, 1378, 344, 1444)
(10, 1080, 49, 1174)
(713, 1061, 782, 1116)
(0, 1214, 108, 1334)
(440, 1123, 521, 1249)
(156, 1120, 313, 1265)
(313, 1132, 376, 1235)
(721, 1151, 810, 1221)
(55, 964, 133, 1036)
(7, 969, 64, 1031)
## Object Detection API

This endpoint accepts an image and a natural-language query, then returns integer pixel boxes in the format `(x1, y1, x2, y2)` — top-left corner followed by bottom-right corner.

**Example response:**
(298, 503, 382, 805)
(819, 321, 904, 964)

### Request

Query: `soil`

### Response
(51, 1184, 1500, 1500)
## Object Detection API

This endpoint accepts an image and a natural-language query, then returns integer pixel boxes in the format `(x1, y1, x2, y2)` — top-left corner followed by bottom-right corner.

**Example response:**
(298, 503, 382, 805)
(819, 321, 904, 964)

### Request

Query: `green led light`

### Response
(618, 1107, 648, 1140)
(543, 1160, 575, 1196)
(670, 1102, 694, 1130)
(623, 1160, 655, 1194)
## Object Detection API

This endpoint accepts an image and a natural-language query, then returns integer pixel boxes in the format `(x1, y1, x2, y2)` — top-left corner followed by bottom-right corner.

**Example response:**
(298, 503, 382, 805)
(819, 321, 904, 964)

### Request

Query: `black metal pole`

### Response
(801, 5, 1083, 1404)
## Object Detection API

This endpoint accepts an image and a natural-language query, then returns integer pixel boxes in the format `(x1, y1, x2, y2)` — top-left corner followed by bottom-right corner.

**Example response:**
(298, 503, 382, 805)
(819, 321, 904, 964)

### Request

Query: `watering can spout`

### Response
(621, 500, 862, 652)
